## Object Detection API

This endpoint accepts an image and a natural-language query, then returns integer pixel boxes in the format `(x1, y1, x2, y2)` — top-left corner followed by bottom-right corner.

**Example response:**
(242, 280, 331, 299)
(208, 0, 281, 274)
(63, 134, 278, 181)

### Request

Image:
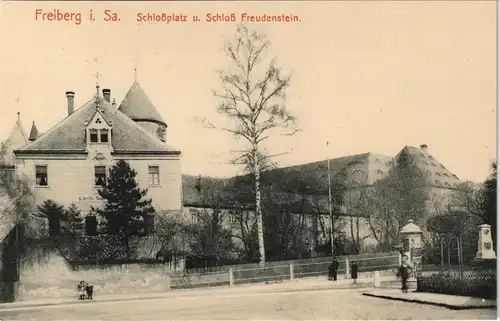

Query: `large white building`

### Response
(2, 81, 182, 218)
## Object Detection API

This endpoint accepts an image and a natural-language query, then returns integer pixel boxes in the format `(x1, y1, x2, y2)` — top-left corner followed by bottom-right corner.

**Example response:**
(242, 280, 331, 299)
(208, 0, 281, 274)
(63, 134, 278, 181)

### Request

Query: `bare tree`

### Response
(0, 142, 36, 237)
(185, 177, 235, 261)
(357, 154, 429, 250)
(205, 25, 299, 265)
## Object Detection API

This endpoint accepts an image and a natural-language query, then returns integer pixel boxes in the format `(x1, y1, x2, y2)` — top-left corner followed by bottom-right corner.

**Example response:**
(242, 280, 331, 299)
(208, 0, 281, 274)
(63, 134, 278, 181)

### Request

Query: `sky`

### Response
(0, 1, 496, 183)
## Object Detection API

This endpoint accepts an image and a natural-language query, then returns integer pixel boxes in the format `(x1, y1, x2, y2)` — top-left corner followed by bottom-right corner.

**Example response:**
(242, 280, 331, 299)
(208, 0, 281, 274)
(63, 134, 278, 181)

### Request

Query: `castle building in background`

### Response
(2, 80, 182, 219)
(182, 144, 463, 255)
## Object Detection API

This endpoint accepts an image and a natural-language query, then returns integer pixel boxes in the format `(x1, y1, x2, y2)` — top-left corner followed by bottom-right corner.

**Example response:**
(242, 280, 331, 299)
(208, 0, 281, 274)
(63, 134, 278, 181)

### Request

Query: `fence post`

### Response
(229, 268, 234, 286)
(289, 263, 294, 280)
(345, 257, 350, 279)
(166, 273, 172, 290)
(373, 270, 380, 288)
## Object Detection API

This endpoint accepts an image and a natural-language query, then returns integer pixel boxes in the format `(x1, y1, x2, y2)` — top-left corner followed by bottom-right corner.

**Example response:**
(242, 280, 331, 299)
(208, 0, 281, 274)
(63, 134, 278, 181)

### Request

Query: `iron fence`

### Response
(417, 266, 497, 299)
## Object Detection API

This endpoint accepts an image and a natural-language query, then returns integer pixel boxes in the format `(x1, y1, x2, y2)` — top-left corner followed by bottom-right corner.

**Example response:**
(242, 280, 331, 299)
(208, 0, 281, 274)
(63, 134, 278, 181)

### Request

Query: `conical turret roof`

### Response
(118, 82, 166, 126)
(28, 121, 39, 141)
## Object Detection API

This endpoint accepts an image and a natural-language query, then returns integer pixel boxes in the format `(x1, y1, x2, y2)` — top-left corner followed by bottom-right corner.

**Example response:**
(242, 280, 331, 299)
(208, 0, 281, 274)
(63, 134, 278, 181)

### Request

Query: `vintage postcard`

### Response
(0, 0, 496, 320)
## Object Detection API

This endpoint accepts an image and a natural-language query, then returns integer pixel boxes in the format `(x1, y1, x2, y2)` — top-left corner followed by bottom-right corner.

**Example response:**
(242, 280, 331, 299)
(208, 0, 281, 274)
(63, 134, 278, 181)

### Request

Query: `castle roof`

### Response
(1, 114, 29, 166)
(118, 82, 166, 126)
(396, 145, 461, 189)
(181, 145, 461, 210)
(15, 92, 180, 155)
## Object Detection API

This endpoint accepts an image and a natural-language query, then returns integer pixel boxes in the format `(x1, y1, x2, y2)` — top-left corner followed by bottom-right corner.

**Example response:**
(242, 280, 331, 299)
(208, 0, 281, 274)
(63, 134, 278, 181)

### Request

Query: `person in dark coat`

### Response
(85, 283, 94, 300)
(329, 257, 339, 281)
(350, 261, 358, 283)
(398, 262, 411, 293)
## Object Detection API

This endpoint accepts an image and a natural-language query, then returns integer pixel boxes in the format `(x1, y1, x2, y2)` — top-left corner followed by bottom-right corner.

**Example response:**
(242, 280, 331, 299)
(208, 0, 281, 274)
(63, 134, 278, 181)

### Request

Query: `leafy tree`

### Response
(453, 161, 497, 244)
(96, 160, 155, 257)
(64, 203, 84, 236)
(204, 24, 299, 266)
(37, 199, 66, 237)
(480, 161, 496, 241)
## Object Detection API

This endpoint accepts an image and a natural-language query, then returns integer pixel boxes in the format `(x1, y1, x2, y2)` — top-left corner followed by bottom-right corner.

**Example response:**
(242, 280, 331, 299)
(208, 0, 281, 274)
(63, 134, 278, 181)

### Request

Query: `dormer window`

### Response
(86, 110, 112, 146)
(100, 129, 109, 143)
(89, 129, 99, 143)
(88, 128, 110, 144)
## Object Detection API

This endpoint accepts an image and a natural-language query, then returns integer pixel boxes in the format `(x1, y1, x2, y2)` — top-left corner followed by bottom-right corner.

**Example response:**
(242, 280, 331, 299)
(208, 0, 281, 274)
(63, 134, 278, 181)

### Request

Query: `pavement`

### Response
(0, 286, 496, 320)
(362, 289, 497, 310)
(5, 276, 387, 310)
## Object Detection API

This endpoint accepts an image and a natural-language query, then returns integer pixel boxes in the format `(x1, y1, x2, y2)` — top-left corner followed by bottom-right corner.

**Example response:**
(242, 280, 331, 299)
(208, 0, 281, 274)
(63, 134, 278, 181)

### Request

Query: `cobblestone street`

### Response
(0, 288, 495, 320)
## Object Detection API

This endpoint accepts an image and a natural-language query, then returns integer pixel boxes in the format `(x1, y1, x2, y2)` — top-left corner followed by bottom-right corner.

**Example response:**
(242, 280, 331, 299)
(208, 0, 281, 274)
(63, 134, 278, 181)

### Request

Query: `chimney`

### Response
(102, 89, 111, 103)
(112, 98, 116, 107)
(65, 91, 75, 116)
(420, 144, 428, 152)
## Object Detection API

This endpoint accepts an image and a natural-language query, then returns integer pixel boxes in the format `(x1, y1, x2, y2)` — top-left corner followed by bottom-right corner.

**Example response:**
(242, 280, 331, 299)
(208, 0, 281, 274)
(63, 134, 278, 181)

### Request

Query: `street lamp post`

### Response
(326, 141, 334, 256)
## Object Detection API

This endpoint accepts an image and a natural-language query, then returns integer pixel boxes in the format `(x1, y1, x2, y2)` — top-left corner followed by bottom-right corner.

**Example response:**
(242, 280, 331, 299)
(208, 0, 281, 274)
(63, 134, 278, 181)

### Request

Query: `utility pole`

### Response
(326, 141, 334, 256)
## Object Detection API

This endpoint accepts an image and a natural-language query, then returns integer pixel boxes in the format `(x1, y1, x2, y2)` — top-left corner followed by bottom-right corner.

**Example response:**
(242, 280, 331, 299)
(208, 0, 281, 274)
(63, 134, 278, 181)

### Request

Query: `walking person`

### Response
(350, 261, 358, 283)
(329, 257, 339, 281)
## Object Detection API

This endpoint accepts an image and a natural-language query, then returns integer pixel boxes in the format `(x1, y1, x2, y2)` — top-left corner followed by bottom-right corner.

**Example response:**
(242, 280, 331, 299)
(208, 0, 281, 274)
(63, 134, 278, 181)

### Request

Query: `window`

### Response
(89, 129, 98, 143)
(435, 180, 441, 185)
(148, 166, 160, 185)
(420, 154, 425, 158)
(94, 166, 106, 186)
(444, 182, 450, 186)
(426, 170, 431, 174)
(35, 165, 48, 186)
(452, 174, 459, 179)
(443, 173, 449, 177)
(229, 216, 237, 224)
(436, 172, 441, 176)
(422, 161, 428, 166)
(100, 129, 109, 143)
(428, 156, 434, 160)
(347, 159, 364, 166)
(431, 163, 437, 167)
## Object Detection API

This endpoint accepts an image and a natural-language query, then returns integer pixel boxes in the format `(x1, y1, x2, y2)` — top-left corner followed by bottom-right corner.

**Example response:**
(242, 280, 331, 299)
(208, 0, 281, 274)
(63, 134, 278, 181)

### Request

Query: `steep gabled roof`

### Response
(396, 145, 461, 188)
(1, 115, 29, 166)
(118, 82, 166, 126)
(16, 94, 180, 155)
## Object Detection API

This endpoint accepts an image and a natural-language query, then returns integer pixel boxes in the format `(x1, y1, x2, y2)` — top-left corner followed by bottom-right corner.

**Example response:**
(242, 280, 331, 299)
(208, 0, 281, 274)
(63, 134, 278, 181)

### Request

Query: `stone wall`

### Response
(19, 250, 172, 301)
